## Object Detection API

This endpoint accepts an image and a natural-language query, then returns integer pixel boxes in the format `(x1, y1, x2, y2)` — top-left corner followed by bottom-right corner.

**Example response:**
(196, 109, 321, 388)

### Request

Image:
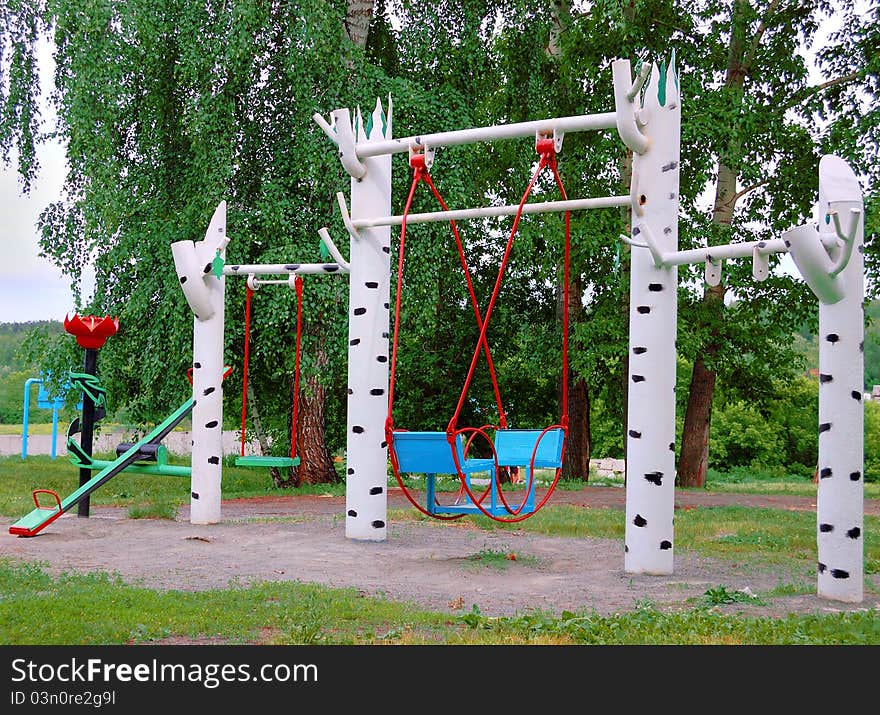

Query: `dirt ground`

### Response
(2, 486, 878, 619)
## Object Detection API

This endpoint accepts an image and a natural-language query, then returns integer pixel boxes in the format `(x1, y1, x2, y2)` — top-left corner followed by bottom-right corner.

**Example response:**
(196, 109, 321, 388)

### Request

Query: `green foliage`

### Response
(866, 400, 880, 483)
(701, 585, 765, 607)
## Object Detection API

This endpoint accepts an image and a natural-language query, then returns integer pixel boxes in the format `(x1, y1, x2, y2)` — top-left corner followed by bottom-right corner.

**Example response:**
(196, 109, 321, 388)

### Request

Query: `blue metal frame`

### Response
(21, 375, 83, 460)
(391, 428, 564, 517)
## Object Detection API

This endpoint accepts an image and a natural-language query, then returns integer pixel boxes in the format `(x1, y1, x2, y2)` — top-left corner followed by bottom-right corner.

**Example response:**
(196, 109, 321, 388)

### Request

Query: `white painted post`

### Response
(815, 156, 864, 602)
(343, 101, 393, 541)
(171, 201, 228, 525)
(623, 57, 681, 574)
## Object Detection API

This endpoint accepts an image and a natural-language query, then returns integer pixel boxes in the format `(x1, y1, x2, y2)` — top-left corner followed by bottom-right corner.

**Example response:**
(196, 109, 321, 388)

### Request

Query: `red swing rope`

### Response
(386, 154, 500, 520)
(239, 277, 304, 461)
(447, 138, 571, 523)
(240, 284, 254, 458)
(291, 276, 303, 460)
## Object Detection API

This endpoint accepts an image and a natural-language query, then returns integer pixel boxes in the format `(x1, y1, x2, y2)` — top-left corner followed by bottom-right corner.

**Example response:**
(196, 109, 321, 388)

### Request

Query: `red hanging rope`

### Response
(291, 276, 303, 460)
(446, 139, 572, 523)
(240, 284, 254, 458)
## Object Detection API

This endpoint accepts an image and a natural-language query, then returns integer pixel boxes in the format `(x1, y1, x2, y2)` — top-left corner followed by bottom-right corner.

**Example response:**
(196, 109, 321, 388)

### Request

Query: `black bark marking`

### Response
(637, 306, 651, 314)
(350, 338, 361, 346)
(179, 276, 188, 284)
(629, 430, 642, 439)
(661, 161, 678, 172)
(370, 486, 383, 495)
(347, 468, 354, 475)
(353, 426, 365, 434)
(633, 226, 641, 236)
(625, 545, 629, 553)
(191, 492, 199, 499)
(372, 520, 385, 529)
(322, 264, 339, 272)
(819, 422, 831, 433)
(784, 239, 791, 248)
(230, 265, 240, 271)
(382, 246, 390, 253)
(648, 283, 663, 292)
(663, 226, 672, 234)
(380, 441, 388, 448)
(644, 471, 663, 486)
(826, 333, 839, 343)
(633, 514, 647, 527)
(819, 523, 834, 533)
(203, 262, 212, 273)
(354, 307, 367, 316)
(347, 509, 357, 517)
(819, 373, 833, 383)
(205, 420, 219, 428)
(370, 388, 385, 395)
(820, 467, 832, 479)
(659, 540, 672, 550)
(365, 281, 379, 289)
(203, 387, 215, 396)
(208, 456, 220, 465)
(348, 388, 354, 395)
(852, 391, 862, 401)
(384, 302, 390, 309)
(632, 375, 646, 383)
(847, 527, 861, 539)
(377, 355, 388, 363)
(669, 442, 675, 451)
(860, 340, 864, 352)
(758, 241, 766, 249)
(285, 264, 301, 271)
(850, 471, 861, 481)
(831, 569, 850, 579)
(633, 346, 647, 354)
(818, 562, 826, 573)
(193, 362, 201, 369)
(382, 332, 389, 338)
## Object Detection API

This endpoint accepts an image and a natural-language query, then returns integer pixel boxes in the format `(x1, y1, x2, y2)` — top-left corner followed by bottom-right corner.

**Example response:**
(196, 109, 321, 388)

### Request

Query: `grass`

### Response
(0, 455, 346, 517)
(462, 549, 537, 570)
(0, 559, 877, 645)
(391, 504, 880, 575)
(2, 459, 879, 644)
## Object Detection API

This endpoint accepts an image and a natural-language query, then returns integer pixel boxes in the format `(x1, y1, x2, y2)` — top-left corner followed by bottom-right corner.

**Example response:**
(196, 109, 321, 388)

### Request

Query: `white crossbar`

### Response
(354, 112, 618, 159)
(659, 238, 789, 266)
(352, 195, 630, 229)
(223, 263, 349, 276)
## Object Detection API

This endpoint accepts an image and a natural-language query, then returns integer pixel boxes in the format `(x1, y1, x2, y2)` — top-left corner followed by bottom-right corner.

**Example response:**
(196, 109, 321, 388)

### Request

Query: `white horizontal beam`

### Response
(661, 238, 789, 266)
(354, 112, 618, 159)
(352, 195, 630, 229)
(223, 262, 349, 276)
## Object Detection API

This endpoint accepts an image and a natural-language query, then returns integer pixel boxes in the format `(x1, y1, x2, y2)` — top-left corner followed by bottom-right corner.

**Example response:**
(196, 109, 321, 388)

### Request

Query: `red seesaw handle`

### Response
(32, 489, 62, 511)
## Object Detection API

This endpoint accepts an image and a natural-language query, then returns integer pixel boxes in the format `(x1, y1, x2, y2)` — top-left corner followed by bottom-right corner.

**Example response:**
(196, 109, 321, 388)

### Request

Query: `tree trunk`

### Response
(291, 347, 337, 486)
(677, 0, 749, 486)
(345, 0, 374, 48)
(560, 271, 591, 481)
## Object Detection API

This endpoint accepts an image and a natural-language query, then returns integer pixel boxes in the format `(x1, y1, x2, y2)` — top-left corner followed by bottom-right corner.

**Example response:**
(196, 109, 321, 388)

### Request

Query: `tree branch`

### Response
(731, 179, 770, 204)
(782, 70, 862, 111)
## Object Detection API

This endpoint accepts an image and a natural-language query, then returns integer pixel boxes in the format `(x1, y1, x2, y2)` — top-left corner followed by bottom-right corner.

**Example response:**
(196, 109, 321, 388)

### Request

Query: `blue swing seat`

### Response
(390, 428, 564, 517)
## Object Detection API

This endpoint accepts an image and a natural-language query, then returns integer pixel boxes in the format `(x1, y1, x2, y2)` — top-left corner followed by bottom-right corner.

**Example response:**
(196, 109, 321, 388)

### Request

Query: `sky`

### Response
(0, 10, 848, 324)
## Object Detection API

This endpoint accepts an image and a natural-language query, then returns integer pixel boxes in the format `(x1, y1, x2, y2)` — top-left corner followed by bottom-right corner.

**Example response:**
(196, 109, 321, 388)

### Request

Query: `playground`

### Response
(2, 481, 879, 632)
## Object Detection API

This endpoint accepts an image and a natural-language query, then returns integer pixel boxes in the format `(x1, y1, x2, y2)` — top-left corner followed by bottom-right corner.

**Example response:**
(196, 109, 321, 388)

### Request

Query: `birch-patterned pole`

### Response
(343, 100, 393, 541)
(171, 201, 228, 525)
(621, 56, 681, 574)
(815, 156, 864, 602)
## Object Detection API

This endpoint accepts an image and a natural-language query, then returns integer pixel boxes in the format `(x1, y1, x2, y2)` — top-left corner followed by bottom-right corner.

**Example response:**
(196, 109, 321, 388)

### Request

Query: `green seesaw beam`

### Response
(9, 398, 195, 537)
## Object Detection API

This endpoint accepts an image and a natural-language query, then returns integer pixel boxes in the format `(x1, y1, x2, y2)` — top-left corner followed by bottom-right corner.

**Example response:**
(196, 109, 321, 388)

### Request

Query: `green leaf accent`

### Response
(319, 240, 330, 261)
(211, 251, 225, 279)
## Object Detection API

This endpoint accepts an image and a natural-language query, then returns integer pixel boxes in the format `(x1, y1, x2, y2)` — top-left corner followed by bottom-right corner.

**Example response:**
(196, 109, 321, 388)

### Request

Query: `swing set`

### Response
(236, 273, 305, 470)
(385, 136, 570, 523)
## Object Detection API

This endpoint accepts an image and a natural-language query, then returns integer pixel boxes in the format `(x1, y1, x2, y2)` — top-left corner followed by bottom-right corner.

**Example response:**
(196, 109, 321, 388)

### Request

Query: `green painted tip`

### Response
(365, 113, 374, 138)
(319, 240, 330, 260)
(658, 61, 667, 107)
(211, 251, 225, 279)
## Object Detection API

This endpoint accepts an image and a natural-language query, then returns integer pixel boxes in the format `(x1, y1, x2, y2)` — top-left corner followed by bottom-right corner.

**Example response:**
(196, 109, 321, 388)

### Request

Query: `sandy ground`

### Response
(1, 488, 878, 619)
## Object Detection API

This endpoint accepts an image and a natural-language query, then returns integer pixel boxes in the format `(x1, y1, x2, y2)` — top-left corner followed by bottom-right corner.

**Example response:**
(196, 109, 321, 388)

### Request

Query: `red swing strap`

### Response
(239, 277, 304, 461)
(448, 138, 571, 435)
(291, 276, 303, 460)
(444, 138, 572, 524)
(385, 154, 507, 437)
(240, 284, 254, 457)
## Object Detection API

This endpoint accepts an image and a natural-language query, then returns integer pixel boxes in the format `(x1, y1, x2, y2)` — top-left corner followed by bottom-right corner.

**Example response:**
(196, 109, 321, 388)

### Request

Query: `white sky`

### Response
(0, 8, 853, 323)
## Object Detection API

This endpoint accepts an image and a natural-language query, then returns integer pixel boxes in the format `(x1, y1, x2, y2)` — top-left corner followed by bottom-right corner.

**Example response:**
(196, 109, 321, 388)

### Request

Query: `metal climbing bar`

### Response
(352, 195, 630, 230)
(223, 262, 349, 276)
(346, 112, 617, 159)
